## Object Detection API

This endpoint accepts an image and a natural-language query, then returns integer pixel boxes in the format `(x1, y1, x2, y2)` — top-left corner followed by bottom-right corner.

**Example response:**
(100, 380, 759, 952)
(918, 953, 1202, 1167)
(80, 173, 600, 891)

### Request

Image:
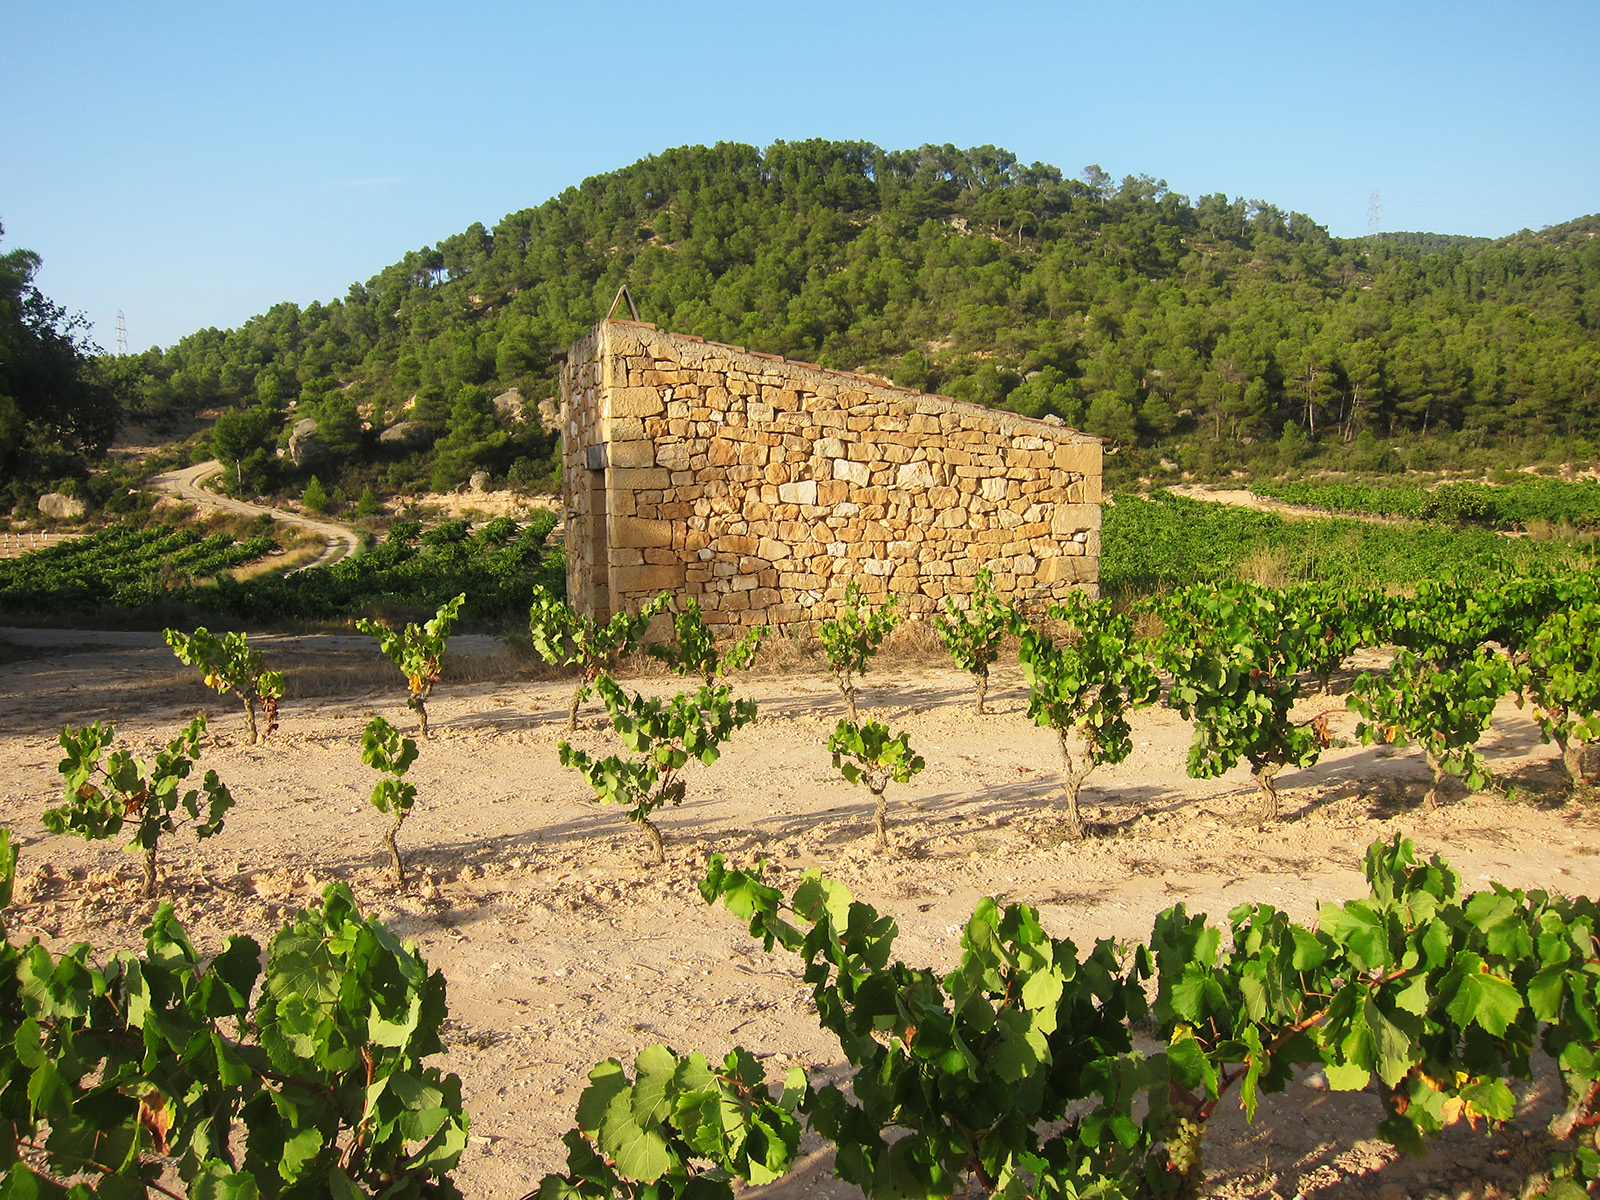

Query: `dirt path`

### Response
(149, 460, 361, 571)
(1, 640, 1594, 1200)
(1163, 483, 1408, 522)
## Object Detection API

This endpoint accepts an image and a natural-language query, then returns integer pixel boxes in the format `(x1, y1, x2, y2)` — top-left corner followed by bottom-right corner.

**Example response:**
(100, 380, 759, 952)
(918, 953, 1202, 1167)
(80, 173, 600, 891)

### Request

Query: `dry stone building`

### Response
(559, 319, 1102, 626)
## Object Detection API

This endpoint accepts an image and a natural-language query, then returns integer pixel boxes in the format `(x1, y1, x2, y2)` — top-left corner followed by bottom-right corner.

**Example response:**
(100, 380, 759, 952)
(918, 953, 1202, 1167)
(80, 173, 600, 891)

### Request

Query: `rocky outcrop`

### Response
(492, 388, 525, 422)
(37, 492, 87, 521)
(287, 418, 323, 467)
(378, 420, 435, 450)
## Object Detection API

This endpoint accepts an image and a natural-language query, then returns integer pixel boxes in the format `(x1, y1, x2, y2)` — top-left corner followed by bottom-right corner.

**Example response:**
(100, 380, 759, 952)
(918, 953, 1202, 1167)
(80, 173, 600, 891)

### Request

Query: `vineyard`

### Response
(1101, 490, 1593, 599)
(0, 511, 562, 623)
(0, 564, 1597, 1198)
(1252, 478, 1600, 532)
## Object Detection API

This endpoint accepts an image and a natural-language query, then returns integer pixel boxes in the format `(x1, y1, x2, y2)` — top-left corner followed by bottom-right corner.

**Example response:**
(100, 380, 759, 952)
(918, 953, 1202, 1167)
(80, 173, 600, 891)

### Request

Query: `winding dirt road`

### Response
(149, 461, 361, 572)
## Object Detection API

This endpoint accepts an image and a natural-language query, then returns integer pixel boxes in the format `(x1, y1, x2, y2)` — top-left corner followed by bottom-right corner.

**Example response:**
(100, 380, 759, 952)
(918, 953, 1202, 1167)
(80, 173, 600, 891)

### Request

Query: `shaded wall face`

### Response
(562, 323, 1101, 626)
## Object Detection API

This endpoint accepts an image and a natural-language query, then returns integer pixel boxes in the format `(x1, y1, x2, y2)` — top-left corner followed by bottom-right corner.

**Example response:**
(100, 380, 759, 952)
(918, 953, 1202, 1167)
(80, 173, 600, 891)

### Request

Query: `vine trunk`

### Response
(384, 815, 405, 886)
(1251, 761, 1281, 823)
(1055, 731, 1093, 840)
(640, 817, 665, 865)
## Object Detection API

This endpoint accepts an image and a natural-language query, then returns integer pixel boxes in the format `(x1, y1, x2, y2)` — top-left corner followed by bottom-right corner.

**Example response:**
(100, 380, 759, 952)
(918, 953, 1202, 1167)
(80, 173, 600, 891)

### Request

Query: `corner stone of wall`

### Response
(562, 321, 1103, 626)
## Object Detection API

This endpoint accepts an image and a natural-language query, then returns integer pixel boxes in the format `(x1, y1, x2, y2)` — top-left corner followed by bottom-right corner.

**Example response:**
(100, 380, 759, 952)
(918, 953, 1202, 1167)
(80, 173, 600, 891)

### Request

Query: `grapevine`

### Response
(932, 567, 1013, 714)
(529, 589, 673, 730)
(45, 715, 232, 898)
(356, 592, 465, 739)
(1016, 593, 1159, 839)
(818, 582, 899, 723)
(558, 676, 756, 862)
(827, 720, 925, 852)
(163, 624, 285, 744)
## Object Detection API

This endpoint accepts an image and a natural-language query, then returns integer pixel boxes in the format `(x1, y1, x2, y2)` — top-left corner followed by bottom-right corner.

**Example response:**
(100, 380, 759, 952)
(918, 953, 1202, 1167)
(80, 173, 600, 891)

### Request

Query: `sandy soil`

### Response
(0, 636, 1596, 1200)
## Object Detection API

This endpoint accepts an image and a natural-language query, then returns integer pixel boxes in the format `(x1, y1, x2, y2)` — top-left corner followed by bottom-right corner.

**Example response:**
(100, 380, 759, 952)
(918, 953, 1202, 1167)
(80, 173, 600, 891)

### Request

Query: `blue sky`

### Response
(4, 0, 1596, 353)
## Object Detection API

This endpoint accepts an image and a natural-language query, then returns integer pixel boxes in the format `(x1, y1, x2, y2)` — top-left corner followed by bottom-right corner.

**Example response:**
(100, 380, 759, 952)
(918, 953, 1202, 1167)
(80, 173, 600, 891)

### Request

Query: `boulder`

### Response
(287, 418, 323, 467)
(492, 388, 525, 422)
(378, 420, 434, 450)
(37, 492, 86, 520)
(537, 395, 561, 431)
(469, 470, 491, 493)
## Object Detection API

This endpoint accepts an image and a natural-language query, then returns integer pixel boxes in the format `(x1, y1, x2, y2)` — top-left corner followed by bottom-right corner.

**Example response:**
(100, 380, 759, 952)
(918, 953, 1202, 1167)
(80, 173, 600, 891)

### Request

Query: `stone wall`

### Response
(559, 320, 1101, 626)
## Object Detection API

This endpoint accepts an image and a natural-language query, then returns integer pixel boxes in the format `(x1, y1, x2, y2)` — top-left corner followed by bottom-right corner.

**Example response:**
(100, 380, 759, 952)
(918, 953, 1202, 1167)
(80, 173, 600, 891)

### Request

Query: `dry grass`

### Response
(1236, 545, 1292, 588)
(230, 533, 327, 581)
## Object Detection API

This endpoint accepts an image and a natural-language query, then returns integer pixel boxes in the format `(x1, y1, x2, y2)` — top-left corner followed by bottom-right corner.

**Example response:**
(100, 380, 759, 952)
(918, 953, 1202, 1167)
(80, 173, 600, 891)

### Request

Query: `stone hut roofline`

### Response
(572, 318, 1101, 448)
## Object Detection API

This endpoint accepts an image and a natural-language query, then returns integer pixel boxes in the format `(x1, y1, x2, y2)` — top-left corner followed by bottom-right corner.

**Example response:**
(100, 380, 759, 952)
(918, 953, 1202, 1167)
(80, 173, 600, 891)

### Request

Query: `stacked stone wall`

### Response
(560, 321, 1101, 626)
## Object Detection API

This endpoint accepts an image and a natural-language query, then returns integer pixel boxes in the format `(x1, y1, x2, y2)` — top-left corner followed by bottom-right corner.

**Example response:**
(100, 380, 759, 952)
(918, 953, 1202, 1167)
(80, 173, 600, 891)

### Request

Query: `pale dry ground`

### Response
(0, 635, 1597, 1200)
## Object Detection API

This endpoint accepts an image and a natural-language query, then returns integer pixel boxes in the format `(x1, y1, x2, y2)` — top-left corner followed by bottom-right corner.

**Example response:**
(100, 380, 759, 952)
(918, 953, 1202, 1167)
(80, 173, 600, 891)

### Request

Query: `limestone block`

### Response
(609, 440, 656, 469)
(1036, 556, 1095, 584)
(1053, 443, 1100, 474)
(777, 480, 817, 505)
(612, 563, 685, 593)
(816, 436, 846, 458)
(656, 442, 692, 470)
(896, 461, 938, 489)
(862, 559, 893, 576)
(610, 387, 665, 417)
(609, 467, 672, 491)
(718, 534, 758, 556)
(643, 548, 678, 565)
(707, 441, 739, 467)
(817, 480, 848, 505)
(1050, 503, 1102, 535)
(612, 517, 674, 548)
(833, 458, 870, 486)
(607, 417, 647, 442)
(758, 537, 792, 560)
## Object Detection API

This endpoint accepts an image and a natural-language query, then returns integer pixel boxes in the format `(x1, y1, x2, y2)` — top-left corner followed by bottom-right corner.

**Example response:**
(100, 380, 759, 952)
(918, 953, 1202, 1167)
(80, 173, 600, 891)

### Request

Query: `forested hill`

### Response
(122, 140, 1600, 466)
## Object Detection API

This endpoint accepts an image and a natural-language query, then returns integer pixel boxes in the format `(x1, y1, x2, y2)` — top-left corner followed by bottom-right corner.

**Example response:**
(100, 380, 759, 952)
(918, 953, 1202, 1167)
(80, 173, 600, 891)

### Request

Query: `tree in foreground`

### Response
(163, 624, 285, 744)
(647, 598, 768, 687)
(818, 582, 899, 723)
(44, 715, 232, 897)
(1016, 593, 1159, 839)
(827, 719, 925, 853)
(362, 715, 420, 886)
(529, 588, 672, 730)
(1157, 582, 1329, 824)
(558, 675, 756, 862)
(932, 567, 1013, 714)
(357, 592, 466, 738)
